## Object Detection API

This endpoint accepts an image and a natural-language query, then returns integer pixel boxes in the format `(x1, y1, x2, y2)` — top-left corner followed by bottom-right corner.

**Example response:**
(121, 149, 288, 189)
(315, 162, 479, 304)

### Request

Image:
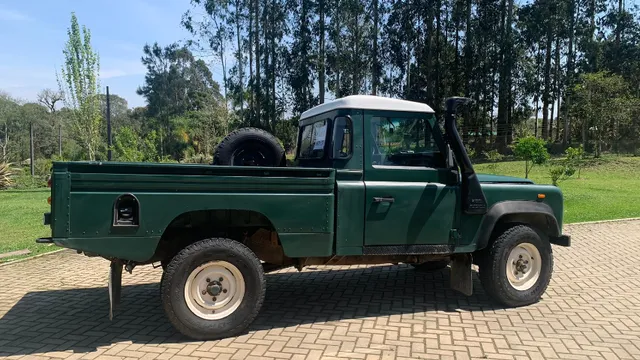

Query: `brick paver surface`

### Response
(2, 220, 640, 360)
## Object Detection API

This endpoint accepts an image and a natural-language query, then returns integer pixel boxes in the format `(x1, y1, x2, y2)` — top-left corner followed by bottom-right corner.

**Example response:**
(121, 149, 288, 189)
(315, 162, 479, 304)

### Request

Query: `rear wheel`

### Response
(478, 225, 553, 307)
(161, 238, 266, 340)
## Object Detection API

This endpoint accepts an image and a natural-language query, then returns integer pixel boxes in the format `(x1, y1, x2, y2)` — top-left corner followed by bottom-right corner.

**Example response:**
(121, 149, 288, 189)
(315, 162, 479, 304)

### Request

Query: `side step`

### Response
(362, 244, 455, 256)
(36, 237, 54, 244)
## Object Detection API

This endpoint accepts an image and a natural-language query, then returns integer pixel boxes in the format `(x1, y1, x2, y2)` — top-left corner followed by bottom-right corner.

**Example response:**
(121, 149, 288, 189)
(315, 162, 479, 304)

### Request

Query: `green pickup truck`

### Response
(39, 96, 570, 340)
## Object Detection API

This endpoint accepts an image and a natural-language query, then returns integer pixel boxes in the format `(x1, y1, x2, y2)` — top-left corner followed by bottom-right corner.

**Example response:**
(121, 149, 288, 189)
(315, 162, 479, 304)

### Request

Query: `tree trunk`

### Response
(254, 0, 261, 126)
(616, 0, 623, 46)
(425, 2, 434, 106)
(496, 0, 513, 151)
(271, 0, 277, 127)
(589, 0, 597, 71)
(453, 1, 460, 93)
(534, 95, 539, 138)
(319, 0, 326, 102)
(563, 0, 576, 147)
(29, 122, 34, 176)
(235, 0, 245, 120)
(2, 122, 8, 162)
(372, 0, 379, 96)
(463, 0, 472, 144)
(248, 0, 254, 125)
(542, 28, 552, 140)
(551, 36, 561, 141)
(434, 0, 442, 112)
(352, 11, 360, 95)
(262, 1, 270, 128)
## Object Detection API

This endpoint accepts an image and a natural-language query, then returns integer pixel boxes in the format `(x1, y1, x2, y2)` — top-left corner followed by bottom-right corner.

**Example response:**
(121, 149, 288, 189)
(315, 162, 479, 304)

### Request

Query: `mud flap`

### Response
(108, 260, 123, 320)
(450, 254, 473, 296)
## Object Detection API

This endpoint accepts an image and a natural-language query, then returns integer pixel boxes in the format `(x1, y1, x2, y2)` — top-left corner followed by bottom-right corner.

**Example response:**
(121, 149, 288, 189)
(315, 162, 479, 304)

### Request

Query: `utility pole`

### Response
(106, 86, 112, 161)
(29, 122, 34, 176)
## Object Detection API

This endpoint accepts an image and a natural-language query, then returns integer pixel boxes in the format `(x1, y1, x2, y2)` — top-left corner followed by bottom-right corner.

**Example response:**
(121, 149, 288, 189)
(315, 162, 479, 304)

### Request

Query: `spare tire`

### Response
(213, 127, 286, 167)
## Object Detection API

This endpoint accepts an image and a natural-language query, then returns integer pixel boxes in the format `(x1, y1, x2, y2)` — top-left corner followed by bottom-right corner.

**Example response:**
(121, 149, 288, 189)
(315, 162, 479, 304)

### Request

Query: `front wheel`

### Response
(478, 225, 553, 307)
(161, 238, 266, 340)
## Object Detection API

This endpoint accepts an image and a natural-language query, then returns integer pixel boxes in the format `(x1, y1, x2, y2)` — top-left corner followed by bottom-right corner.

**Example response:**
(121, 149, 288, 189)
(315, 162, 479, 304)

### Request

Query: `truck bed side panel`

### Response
(52, 162, 335, 261)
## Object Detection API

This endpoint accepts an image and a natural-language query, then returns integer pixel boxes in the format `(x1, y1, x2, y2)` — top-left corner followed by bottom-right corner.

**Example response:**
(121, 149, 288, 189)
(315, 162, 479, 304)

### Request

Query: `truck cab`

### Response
(297, 96, 459, 254)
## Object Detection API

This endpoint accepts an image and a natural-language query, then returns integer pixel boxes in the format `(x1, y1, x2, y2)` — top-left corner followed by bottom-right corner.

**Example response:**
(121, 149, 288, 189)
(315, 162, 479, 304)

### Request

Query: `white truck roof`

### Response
(300, 95, 435, 120)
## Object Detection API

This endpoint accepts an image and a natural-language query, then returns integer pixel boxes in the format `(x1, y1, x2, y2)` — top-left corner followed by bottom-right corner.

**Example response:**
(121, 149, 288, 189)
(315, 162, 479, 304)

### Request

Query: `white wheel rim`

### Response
(506, 243, 541, 291)
(184, 261, 245, 320)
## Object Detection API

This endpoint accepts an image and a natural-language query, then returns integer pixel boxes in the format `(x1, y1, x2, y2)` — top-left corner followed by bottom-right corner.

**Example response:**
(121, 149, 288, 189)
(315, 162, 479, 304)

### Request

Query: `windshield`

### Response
(371, 114, 446, 168)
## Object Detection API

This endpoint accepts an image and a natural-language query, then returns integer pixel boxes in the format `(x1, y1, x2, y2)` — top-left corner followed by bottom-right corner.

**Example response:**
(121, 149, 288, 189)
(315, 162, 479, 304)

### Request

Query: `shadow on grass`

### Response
(0, 265, 508, 356)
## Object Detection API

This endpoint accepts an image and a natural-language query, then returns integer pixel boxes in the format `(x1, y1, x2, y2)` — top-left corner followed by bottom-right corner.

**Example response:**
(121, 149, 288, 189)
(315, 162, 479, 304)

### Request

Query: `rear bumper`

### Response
(550, 234, 571, 247)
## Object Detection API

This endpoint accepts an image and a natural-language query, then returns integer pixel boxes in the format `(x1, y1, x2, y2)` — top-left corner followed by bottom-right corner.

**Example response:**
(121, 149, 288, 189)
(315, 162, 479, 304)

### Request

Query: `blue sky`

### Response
(0, 0, 196, 108)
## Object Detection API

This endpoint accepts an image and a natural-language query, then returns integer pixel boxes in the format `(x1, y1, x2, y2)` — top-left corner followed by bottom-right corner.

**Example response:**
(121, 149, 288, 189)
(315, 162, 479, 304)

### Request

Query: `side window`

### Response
(371, 115, 445, 168)
(332, 116, 352, 159)
(298, 119, 329, 159)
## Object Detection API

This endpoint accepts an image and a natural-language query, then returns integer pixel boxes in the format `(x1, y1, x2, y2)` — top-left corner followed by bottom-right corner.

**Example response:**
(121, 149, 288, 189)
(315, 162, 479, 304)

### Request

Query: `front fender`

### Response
(474, 200, 562, 251)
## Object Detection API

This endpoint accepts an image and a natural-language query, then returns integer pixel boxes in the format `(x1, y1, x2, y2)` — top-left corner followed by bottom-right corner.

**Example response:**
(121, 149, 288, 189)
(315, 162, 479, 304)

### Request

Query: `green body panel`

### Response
(364, 180, 457, 246)
(51, 162, 335, 261)
(456, 183, 564, 252)
(335, 174, 365, 255)
(46, 107, 565, 263)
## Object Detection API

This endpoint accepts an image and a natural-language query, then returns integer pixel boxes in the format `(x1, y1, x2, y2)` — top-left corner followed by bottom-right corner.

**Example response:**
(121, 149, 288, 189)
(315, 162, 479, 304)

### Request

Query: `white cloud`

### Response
(0, 7, 32, 22)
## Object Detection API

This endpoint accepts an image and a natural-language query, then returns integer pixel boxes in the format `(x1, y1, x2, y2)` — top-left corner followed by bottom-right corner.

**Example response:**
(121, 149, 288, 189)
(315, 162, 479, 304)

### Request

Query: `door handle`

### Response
(373, 196, 395, 203)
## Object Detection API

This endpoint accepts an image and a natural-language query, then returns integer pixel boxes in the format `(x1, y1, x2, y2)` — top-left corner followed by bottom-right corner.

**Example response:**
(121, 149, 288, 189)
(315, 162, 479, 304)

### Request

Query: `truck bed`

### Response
(48, 162, 336, 262)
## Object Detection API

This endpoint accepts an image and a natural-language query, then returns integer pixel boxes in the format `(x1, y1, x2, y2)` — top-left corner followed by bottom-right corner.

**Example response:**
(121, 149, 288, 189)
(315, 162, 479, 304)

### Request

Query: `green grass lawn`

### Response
(1, 155, 638, 262)
(474, 155, 640, 223)
(0, 189, 56, 262)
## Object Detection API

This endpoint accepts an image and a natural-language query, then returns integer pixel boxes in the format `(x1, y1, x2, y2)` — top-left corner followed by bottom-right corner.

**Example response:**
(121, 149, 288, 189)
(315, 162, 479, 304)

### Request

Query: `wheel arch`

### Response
(153, 209, 286, 264)
(474, 201, 560, 251)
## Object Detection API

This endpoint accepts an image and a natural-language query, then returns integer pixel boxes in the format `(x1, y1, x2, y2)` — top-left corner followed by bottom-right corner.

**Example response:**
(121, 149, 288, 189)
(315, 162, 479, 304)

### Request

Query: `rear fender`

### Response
(474, 201, 561, 251)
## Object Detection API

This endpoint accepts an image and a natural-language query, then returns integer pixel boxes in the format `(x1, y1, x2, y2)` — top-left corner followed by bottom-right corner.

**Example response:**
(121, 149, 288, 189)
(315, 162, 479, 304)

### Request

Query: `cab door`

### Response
(363, 111, 458, 248)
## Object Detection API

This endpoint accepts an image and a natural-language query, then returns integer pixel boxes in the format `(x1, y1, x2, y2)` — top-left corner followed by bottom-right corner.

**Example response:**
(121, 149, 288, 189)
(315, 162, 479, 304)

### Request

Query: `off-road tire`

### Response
(213, 127, 286, 167)
(478, 225, 553, 307)
(161, 238, 266, 340)
(411, 260, 449, 272)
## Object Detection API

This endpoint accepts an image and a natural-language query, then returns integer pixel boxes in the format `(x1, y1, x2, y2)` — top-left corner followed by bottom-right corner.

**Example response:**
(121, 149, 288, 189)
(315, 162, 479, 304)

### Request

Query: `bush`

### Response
(512, 136, 549, 178)
(182, 153, 213, 164)
(483, 150, 504, 174)
(34, 158, 53, 177)
(465, 144, 477, 160)
(565, 145, 585, 178)
(10, 174, 47, 189)
(0, 162, 15, 190)
(548, 164, 575, 186)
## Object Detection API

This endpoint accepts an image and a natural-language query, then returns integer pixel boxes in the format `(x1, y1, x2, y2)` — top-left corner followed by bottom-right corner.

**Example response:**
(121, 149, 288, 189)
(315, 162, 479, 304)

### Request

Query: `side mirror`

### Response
(331, 116, 353, 159)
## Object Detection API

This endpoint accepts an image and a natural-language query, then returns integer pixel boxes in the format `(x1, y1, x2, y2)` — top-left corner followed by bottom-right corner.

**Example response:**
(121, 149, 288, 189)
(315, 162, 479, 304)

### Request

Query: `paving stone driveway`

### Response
(1, 220, 640, 360)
